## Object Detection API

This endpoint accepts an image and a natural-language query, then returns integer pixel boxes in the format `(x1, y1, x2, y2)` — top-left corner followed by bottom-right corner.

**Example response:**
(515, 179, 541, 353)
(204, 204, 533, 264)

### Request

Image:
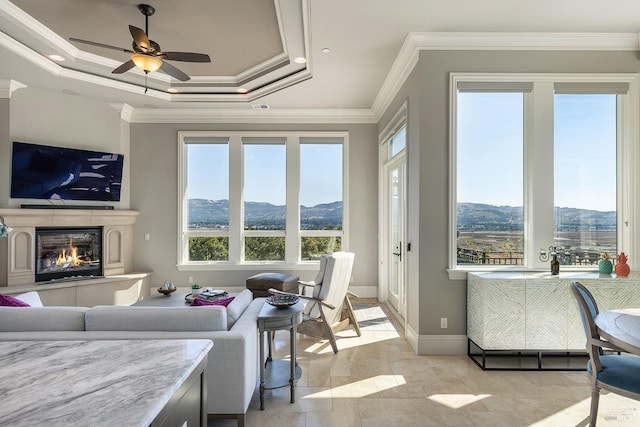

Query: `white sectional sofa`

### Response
(0, 289, 263, 427)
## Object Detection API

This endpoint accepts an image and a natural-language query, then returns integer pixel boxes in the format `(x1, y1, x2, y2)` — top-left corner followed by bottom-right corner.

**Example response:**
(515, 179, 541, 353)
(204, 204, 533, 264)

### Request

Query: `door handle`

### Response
(392, 241, 402, 261)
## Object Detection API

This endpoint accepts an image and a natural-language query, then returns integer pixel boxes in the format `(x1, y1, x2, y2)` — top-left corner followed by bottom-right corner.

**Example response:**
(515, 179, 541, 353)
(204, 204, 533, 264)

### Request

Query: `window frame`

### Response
(177, 131, 349, 270)
(448, 73, 640, 280)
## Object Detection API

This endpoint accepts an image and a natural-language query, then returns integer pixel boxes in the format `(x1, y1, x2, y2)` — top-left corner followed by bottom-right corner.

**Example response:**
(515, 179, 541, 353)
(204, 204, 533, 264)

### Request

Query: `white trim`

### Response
(378, 104, 408, 305)
(129, 108, 377, 124)
(177, 131, 348, 269)
(416, 334, 468, 355)
(409, 32, 639, 51)
(0, 79, 26, 98)
(372, 32, 640, 119)
(378, 102, 408, 145)
(380, 154, 407, 313)
(405, 322, 419, 354)
(405, 327, 468, 356)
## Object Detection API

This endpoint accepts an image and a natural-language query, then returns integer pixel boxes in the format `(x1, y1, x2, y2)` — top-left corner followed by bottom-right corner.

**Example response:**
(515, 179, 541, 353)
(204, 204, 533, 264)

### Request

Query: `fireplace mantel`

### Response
(0, 208, 139, 286)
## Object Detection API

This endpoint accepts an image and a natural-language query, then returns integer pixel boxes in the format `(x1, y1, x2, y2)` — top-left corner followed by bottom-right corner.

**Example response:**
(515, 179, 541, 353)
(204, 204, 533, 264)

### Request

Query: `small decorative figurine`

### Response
(598, 252, 613, 274)
(615, 252, 630, 277)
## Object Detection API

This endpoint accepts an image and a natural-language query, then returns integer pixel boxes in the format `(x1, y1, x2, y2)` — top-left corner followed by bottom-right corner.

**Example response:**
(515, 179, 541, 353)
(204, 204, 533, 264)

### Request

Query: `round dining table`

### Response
(594, 308, 640, 355)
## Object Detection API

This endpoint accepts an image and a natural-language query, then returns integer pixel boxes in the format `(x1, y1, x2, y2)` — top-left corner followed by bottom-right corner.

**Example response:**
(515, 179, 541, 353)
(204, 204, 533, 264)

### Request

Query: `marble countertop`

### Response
(0, 339, 212, 427)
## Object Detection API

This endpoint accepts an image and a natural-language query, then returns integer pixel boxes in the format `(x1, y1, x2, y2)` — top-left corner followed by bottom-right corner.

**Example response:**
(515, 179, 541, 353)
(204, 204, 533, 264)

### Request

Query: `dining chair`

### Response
(570, 281, 640, 426)
(269, 251, 360, 353)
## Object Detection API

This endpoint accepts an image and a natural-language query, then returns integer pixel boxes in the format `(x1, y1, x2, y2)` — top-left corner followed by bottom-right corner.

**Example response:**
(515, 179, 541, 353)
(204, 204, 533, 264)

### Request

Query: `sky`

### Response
(187, 142, 343, 207)
(457, 92, 617, 212)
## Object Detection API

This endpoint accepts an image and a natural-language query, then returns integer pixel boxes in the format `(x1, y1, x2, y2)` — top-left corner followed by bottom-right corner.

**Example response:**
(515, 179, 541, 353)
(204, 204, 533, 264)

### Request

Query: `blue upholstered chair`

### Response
(570, 281, 640, 426)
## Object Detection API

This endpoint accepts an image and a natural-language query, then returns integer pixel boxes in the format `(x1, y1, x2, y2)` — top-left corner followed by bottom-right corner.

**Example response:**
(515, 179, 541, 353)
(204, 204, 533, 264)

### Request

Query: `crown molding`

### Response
(129, 108, 377, 124)
(372, 32, 640, 119)
(0, 79, 26, 98)
(0, 0, 311, 100)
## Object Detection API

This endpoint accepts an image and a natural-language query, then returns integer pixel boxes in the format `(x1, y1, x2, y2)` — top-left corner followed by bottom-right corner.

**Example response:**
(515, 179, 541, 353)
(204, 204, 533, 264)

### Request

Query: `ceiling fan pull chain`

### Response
(144, 72, 148, 93)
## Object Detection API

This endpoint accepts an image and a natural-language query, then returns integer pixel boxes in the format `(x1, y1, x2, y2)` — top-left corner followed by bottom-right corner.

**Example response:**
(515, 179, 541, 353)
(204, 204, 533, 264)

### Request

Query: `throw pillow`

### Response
(0, 294, 31, 307)
(190, 296, 235, 307)
(14, 291, 43, 307)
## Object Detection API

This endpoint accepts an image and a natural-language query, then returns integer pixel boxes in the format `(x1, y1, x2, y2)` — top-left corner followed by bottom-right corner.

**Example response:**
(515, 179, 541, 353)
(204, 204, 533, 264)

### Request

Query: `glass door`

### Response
(385, 155, 406, 318)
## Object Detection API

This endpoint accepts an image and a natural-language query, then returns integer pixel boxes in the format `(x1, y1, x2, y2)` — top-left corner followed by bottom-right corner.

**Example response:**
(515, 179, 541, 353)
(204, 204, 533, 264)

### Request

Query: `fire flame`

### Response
(55, 238, 82, 267)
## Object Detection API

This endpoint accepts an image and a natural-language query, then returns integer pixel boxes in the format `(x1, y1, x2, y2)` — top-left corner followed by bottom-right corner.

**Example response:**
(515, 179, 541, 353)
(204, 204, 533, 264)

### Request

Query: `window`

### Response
(299, 139, 343, 260)
(450, 75, 637, 275)
(178, 132, 347, 268)
(554, 93, 617, 267)
(456, 91, 524, 266)
(243, 140, 286, 261)
(184, 138, 229, 262)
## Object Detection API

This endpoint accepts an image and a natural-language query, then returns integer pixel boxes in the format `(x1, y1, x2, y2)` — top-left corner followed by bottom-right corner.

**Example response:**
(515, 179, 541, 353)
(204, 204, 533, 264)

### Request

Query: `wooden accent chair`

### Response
(570, 281, 640, 426)
(270, 251, 360, 353)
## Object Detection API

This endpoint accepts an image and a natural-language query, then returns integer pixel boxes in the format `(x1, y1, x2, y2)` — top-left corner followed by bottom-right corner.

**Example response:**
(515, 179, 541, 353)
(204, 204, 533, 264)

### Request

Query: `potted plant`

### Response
(598, 252, 613, 274)
(191, 283, 203, 296)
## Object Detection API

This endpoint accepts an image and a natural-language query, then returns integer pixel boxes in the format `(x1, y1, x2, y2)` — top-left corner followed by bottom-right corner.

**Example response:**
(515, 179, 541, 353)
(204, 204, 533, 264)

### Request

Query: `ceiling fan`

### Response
(69, 4, 211, 84)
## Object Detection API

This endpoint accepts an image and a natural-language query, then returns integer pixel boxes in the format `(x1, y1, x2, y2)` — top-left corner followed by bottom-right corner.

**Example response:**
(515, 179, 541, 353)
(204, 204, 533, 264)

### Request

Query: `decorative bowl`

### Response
(157, 287, 176, 297)
(266, 294, 299, 308)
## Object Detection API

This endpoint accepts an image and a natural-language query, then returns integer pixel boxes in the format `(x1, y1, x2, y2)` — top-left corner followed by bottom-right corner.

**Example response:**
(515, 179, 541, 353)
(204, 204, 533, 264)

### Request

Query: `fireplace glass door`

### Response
(35, 227, 103, 282)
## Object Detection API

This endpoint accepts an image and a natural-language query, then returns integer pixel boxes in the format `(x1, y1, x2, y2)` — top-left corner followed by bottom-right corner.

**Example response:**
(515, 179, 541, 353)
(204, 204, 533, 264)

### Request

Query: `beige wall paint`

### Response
(3, 87, 127, 208)
(378, 49, 640, 339)
(129, 122, 379, 290)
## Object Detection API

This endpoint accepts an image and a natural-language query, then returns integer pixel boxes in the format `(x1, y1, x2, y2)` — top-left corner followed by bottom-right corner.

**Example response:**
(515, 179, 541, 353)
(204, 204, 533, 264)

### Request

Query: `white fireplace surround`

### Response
(0, 209, 139, 286)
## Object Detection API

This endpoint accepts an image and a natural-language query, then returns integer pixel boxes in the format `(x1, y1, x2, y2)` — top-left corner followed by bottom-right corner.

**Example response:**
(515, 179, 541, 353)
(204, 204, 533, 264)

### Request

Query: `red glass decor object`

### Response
(615, 252, 631, 277)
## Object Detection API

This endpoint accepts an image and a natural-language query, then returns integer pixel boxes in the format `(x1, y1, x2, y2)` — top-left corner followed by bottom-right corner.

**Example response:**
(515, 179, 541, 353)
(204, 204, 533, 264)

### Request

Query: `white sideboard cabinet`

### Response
(467, 272, 640, 352)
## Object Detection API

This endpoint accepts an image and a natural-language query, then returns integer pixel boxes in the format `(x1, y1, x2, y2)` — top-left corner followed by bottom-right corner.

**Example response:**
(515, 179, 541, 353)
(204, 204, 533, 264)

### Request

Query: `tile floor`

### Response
(209, 300, 639, 427)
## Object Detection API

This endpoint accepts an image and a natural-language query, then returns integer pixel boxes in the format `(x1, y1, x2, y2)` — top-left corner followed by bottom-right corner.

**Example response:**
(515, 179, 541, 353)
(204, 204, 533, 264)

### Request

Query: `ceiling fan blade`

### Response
(112, 60, 136, 74)
(161, 52, 211, 63)
(160, 61, 190, 81)
(129, 25, 150, 51)
(70, 37, 134, 53)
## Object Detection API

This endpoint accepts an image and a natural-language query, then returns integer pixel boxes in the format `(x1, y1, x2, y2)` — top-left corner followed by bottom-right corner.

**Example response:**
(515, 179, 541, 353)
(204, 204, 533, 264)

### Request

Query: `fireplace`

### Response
(35, 227, 103, 282)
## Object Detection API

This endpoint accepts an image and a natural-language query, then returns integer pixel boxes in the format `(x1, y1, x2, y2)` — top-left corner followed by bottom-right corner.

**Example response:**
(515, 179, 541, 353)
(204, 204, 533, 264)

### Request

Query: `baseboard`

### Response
(416, 334, 468, 355)
(405, 323, 419, 354)
(349, 285, 377, 298)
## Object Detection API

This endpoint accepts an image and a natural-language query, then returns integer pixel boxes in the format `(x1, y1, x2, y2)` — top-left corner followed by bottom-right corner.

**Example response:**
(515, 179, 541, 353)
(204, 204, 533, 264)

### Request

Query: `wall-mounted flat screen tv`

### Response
(10, 141, 124, 202)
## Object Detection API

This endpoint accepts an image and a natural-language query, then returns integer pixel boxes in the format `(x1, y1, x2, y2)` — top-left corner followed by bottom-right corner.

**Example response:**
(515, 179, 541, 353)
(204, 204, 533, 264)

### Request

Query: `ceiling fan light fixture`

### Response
(131, 53, 162, 72)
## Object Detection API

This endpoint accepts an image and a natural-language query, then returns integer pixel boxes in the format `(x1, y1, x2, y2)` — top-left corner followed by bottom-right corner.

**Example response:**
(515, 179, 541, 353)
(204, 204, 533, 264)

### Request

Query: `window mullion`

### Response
(228, 135, 243, 263)
(286, 136, 300, 263)
(527, 80, 555, 269)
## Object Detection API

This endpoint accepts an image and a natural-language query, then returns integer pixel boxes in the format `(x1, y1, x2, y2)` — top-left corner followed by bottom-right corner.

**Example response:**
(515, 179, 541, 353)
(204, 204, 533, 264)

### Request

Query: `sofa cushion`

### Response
(14, 291, 43, 307)
(0, 307, 89, 331)
(0, 294, 30, 307)
(226, 289, 253, 329)
(85, 306, 228, 332)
